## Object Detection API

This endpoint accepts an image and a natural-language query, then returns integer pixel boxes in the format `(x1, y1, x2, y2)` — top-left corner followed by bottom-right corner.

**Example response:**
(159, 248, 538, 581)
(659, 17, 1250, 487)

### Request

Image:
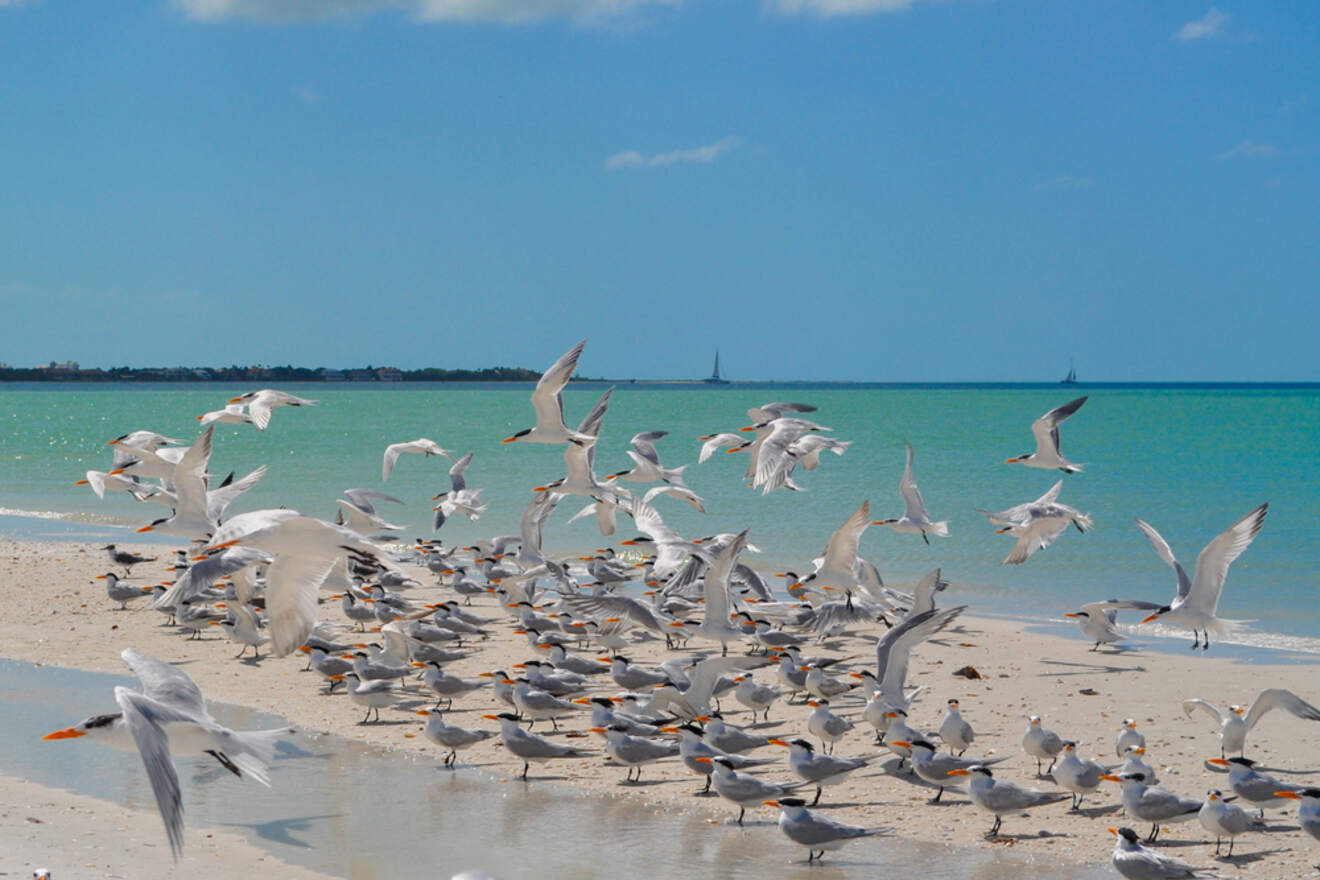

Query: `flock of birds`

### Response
(42, 339, 1320, 878)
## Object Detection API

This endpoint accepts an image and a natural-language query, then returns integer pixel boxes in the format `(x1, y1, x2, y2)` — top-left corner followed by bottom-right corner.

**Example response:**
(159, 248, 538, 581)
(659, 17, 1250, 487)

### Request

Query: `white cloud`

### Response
(1216, 140, 1280, 160)
(767, 0, 919, 17)
(606, 136, 741, 170)
(172, 0, 678, 24)
(1175, 8, 1229, 42)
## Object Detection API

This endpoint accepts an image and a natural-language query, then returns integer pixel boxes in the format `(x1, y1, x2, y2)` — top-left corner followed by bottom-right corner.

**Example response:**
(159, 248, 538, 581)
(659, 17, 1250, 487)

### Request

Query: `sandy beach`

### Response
(3, 538, 1319, 878)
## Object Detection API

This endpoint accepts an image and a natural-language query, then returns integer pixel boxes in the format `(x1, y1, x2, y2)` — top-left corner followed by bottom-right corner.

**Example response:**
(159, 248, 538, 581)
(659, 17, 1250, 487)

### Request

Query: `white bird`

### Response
(42, 649, 288, 860)
(1101, 771, 1203, 842)
(1108, 826, 1213, 879)
(1004, 395, 1087, 473)
(415, 709, 494, 768)
(482, 712, 588, 779)
(797, 501, 873, 594)
(1180, 688, 1320, 757)
(1136, 504, 1269, 650)
(874, 443, 948, 543)
(763, 797, 884, 864)
(501, 339, 594, 446)
(606, 431, 687, 485)
(382, 438, 453, 482)
(946, 765, 1069, 838)
(1273, 787, 1320, 857)
(226, 389, 316, 431)
(979, 480, 1092, 565)
(206, 514, 381, 658)
(866, 605, 965, 714)
(1198, 788, 1262, 857)
(1116, 718, 1145, 759)
(336, 489, 408, 536)
(75, 466, 156, 502)
(1053, 741, 1111, 810)
(697, 432, 750, 463)
(1064, 599, 1161, 651)
(131, 427, 217, 539)
(95, 572, 155, 610)
(590, 724, 679, 783)
(196, 403, 255, 428)
(211, 603, 269, 659)
(939, 698, 975, 756)
(432, 453, 487, 529)
(701, 756, 806, 825)
(1022, 714, 1065, 776)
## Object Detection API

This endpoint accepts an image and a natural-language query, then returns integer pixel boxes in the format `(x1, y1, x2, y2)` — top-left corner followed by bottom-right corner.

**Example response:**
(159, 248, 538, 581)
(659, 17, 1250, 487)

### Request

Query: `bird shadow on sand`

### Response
(1070, 803, 1122, 819)
(985, 829, 1070, 843)
(356, 719, 413, 726)
(1212, 847, 1289, 866)
(216, 813, 342, 849)
(1036, 658, 1147, 676)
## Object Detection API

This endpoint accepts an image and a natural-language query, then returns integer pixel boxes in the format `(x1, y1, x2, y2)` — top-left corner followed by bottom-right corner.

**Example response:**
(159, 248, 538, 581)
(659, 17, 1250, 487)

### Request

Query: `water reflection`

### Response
(2, 659, 1112, 879)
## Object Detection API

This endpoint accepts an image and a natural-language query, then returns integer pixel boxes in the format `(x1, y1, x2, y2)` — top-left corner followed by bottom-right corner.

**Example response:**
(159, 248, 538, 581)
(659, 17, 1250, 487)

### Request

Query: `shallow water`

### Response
(3, 381, 1318, 655)
(4, 658, 1113, 879)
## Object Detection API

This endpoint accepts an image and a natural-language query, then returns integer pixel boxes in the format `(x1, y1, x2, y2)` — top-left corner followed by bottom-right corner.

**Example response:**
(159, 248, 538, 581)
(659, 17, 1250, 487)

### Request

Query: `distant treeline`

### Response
(0, 364, 544, 383)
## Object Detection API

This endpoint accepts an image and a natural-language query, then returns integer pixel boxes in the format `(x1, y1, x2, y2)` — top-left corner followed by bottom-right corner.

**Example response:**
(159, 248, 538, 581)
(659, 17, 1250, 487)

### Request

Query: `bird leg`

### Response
(204, 749, 242, 778)
(927, 787, 944, 805)
(811, 785, 822, 806)
(520, 761, 530, 779)
(921, 532, 930, 545)
(736, 806, 745, 825)
(988, 815, 1002, 838)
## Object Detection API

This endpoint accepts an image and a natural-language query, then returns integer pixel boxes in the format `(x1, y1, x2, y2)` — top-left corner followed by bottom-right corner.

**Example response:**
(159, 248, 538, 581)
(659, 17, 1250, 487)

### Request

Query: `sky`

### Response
(0, 1, 1315, 381)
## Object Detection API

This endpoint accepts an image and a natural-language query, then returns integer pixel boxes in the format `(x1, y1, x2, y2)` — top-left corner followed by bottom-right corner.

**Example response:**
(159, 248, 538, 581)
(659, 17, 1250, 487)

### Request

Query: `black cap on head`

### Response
(1116, 827, 1140, 843)
(778, 797, 807, 807)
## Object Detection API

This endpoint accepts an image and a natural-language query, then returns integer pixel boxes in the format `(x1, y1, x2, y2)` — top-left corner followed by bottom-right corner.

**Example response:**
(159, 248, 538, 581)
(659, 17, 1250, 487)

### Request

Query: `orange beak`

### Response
(1139, 614, 1159, 624)
(946, 769, 969, 777)
(42, 727, 87, 740)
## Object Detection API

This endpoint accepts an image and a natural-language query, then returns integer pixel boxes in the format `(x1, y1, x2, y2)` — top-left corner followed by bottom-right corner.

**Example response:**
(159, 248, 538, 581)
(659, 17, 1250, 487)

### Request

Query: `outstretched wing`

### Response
(1134, 518, 1193, 600)
(116, 687, 191, 860)
(1031, 396, 1087, 457)
(531, 339, 586, 434)
(876, 605, 964, 703)
(1181, 698, 1225, 726)
(898, 443, 929, 522)
(121, 648, 207, 718)
(1244, 687, 1320, 733)
(1183, 503, 1268, 616)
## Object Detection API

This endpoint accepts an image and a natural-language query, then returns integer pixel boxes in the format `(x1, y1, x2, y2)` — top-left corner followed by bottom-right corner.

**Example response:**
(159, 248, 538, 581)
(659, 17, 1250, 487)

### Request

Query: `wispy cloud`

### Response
(767, 0, 921, 18)
(292, 85, 323, 104)
(1175, 8, 1229, 42)
(606, 136, 741, 171)
(1032, 174, 1094, 193)
(1216, 140, 1279, 161)
(172, 0, 679, 25)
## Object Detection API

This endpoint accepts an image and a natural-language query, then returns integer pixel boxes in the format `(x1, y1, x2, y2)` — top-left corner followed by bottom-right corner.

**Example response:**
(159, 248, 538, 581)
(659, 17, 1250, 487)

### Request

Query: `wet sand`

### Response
(2, 538, 1319, 878)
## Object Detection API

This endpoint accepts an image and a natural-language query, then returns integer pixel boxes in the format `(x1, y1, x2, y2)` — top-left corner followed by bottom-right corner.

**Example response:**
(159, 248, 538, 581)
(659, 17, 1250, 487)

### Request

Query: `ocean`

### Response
(2, 381, 1316, 651)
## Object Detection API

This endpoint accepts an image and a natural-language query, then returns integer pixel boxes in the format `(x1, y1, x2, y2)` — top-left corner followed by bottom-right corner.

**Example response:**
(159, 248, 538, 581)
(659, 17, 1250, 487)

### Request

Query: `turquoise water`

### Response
(2, 381, 1317, 648)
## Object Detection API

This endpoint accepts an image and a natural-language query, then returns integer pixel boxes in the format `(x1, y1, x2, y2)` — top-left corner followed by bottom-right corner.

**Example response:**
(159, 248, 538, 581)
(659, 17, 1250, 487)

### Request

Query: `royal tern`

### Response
(95, 573, 155, 609)
(211, 603, 269, 659)
(873, 443, 948, 543)
(196, 402, 256, 427)
(771, 738, 875, 805)
(1065, 599, 1161, 651)
(1272, 788, 1320, 857)
(1004, 395, 1087, 473)
(946, 765, 1069, 838)
(591, 724, 679, 783)
(762, 797, 884, 863)
(701, 756, 805, 825)
(417, 663, 489, 709)
(699, 714, 771, 754)
(1208, 757, 1303, 814)
(1108, 826, 1212, 879)
(1022, 715, 1065, 776)
(1053, 741, 1111, 810)
(939, 698, 975, 756)
(42, 648, 288, 860)
(1136, 504, 1269, 649)
(432, 453, 487, 529)
(102, 545, 157, 574)
(666, 724, 772, 793)
(606, 431, 687, 485)
(732, 674, 781, 722)
(482, 712, 589, 779)
(76, 466, 156, 502)
(1198, 788, 1262, 857)
(895, 739, 1009, 803)
(381, 438, 453, 482)
(1116, 719, 1146, 758)
(226, 389, 316, 431)
(1101, 772, 1202, 842)
(1121, 745, 1158, 786)
(335, 671, 398, 723)
(1181, 688, 1320, 757)
(416, 709, 494, 768)
(979, 480, 1092, 565)
(501, 340, 594, 446)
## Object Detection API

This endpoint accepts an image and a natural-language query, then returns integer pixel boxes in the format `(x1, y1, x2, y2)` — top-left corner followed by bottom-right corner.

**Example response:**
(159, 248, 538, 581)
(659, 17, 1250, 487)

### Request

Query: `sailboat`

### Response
(1061, 358, 1078, 385)
(704, 349, 730, 385)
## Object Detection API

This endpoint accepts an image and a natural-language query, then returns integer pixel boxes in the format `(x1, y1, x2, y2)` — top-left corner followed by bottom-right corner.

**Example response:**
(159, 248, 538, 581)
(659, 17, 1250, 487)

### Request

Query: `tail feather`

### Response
(928, 521, 950, 538)
(228, 726, 289, 786)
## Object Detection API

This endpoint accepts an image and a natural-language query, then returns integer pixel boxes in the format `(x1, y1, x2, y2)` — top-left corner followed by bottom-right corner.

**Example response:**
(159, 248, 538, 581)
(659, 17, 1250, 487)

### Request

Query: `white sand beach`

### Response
(2, 539, 1318, 878)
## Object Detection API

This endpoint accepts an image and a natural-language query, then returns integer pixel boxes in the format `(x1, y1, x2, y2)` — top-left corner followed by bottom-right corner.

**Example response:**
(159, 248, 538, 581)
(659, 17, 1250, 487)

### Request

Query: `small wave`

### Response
(1133, 620, 1320, 656)
(0, 507, 134, 528)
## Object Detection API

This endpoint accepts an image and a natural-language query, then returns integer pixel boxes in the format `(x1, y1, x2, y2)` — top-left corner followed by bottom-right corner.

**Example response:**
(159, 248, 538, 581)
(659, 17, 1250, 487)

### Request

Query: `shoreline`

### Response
(4, 539, 1320, 877)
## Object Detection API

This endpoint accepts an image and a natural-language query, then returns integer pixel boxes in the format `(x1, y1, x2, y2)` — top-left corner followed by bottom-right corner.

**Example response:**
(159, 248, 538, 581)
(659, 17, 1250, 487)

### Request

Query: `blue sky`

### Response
(0, 1, 1315, 381)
